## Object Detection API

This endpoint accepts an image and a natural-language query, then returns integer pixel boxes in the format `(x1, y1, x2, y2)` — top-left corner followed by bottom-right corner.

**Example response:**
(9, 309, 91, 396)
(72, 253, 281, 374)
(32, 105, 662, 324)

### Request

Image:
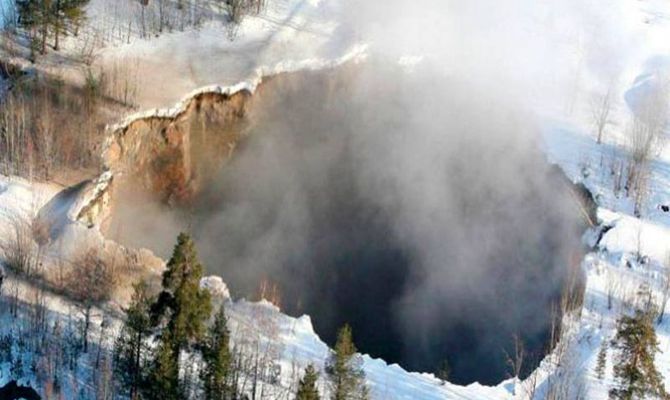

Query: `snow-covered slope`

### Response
(4, 0, 670, 398)
(52, 0, 366, 110)
(532, 0, 670, 398)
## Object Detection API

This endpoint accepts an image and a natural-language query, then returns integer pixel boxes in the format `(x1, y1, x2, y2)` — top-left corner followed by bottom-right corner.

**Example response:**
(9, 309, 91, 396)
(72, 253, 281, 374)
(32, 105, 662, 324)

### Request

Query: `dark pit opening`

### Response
(108, 63, 585, 385)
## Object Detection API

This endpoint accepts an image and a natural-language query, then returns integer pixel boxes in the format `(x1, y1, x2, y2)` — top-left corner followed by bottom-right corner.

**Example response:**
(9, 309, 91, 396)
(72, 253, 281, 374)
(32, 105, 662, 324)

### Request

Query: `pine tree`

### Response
(114, 280, 154, 400)
(201, 305, 233, 400)
(147, 233, 213, 400)
(51, 0, 88, 49)
(16, 0, 88, 53)
(595, 339, 607, 380)
(16, 0, 52, 54)
(297, 364, 321, 400)
(145, 333, 181, 400)
(326, 324, 369, 400)
(610, 309, 667, 400)
(152, 232, 213, 347)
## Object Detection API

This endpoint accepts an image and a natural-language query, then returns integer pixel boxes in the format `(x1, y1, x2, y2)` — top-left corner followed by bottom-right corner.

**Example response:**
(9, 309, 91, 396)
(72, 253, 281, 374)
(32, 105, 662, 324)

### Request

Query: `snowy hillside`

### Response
(2, 0, 670, 399)
(530, 0, 670, 398)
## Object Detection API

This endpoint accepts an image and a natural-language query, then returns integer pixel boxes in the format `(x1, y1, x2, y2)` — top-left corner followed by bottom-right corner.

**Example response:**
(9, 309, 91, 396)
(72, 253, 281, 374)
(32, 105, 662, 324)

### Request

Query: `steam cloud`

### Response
(108, 0, 635, 384)
(110, 62, 583, 383)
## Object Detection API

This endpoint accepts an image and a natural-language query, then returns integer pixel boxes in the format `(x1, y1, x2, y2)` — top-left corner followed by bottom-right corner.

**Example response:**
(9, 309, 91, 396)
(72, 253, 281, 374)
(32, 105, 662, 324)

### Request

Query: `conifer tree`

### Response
(16, 0, 88, 53)
(595, 339, 607, 380)
(147, 233, 213, 400)
(16, 0, 51, 54)
(114, 280, 154, 400)
(51, 0, 89, 50)
(326, 324, 369, 400)
(610, 309, 667, 400)
(201, 305, 233, 400)
(152, 233, 212, 345)
(297, 364, 321, 400)
(145, 334, 181, 400)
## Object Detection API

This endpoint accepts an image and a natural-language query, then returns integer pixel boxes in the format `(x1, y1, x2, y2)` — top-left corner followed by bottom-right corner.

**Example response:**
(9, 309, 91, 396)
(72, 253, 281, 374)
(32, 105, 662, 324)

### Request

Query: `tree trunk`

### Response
(141, 6, 146, 38)
(54, 23, 60, 50)
(83, 307, 91, 352)
(597, 126, 603, 144)
(41, 23, 47, 55)
(131, 331, 142, 400)
(54, 0, 60, 50)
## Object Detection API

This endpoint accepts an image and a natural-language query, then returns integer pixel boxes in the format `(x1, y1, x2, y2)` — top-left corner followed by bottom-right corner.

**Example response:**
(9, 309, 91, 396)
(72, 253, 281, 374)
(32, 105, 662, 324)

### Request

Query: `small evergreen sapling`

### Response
(297, 364, 321, 400)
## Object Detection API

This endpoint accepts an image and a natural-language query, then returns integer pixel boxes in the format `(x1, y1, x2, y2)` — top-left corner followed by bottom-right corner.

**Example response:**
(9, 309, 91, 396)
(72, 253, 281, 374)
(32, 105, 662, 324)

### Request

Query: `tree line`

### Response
(11, 0, 271, 55)
(15, 0, 88, 56)
(114, 232, 370, 400)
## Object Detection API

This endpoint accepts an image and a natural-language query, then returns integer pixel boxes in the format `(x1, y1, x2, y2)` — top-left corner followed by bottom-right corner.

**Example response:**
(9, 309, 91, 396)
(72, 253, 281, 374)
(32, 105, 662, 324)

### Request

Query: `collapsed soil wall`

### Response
(104, 90, 251, 205)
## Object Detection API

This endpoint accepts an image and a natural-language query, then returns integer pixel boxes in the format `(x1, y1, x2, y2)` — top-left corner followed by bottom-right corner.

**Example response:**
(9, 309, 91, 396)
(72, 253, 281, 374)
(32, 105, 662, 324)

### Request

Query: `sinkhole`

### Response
(105, 63, 588, 385)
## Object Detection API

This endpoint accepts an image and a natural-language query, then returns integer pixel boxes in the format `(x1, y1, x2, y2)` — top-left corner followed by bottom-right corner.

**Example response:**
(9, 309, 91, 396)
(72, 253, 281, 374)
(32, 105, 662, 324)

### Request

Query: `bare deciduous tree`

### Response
(592, 83, 616, 144)
(0, 212, 38, 277)
(229, 299, 284, 399)
(626, 79, 670, 216)
(66, 249, 115, 353)
(222, 0, 268, 28)
(505, 334, 525, 396)
(544, 344, 586, 400)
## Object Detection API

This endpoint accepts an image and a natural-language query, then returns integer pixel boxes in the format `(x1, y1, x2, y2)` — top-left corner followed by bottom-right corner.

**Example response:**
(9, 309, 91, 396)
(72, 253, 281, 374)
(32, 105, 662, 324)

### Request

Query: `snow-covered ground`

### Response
(24, 0, 366, 111)
(530, 0, 670, 398)
(96, 2, 362, 110)
(3, 0, 670, 398)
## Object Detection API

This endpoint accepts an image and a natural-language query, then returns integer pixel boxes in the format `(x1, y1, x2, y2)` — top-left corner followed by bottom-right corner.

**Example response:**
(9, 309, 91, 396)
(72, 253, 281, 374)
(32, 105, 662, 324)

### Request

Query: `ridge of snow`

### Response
(105, 43, 368, 135)
(223, 296, 511, 399)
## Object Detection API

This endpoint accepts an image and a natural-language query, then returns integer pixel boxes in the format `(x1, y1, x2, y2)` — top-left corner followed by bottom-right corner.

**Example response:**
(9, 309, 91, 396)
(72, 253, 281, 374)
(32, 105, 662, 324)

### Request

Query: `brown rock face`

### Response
(102, 67, 359, 207)
(105, 90, 251, 205)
